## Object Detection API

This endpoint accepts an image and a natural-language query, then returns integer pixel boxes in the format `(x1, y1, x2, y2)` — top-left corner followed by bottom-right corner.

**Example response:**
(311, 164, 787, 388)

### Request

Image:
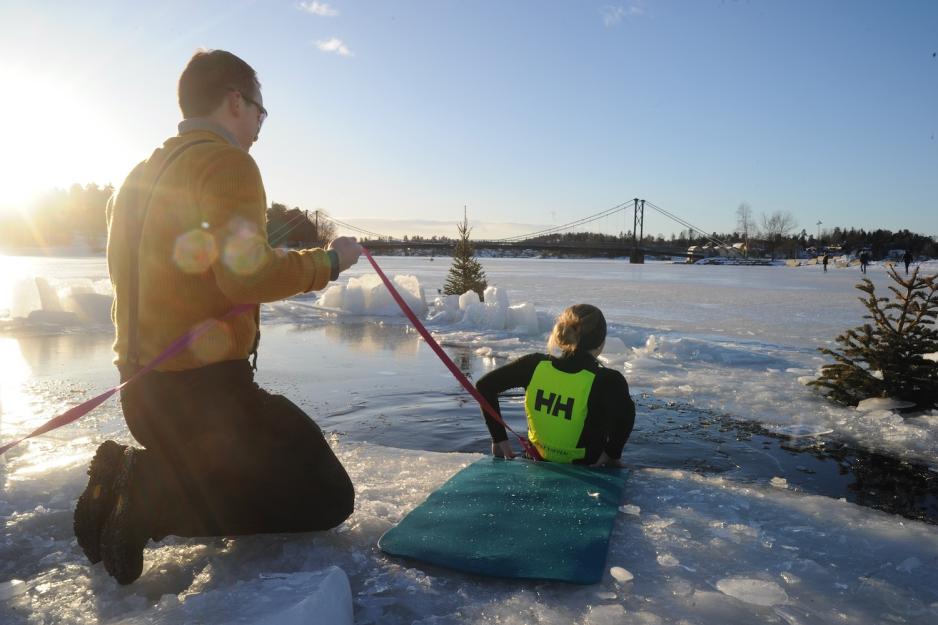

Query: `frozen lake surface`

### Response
(2, 254, 937, 623)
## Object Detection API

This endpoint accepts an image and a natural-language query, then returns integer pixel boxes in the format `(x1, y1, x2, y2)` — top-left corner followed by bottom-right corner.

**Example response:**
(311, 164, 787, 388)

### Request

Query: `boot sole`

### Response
(74, 440, 125, 564)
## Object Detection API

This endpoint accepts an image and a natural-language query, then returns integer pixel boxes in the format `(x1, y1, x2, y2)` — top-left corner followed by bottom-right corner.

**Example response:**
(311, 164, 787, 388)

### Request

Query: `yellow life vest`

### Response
(524, 360, 596, 463)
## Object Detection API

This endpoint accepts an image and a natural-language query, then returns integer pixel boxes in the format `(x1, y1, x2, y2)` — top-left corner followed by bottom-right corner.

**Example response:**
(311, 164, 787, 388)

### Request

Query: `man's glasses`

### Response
(232, 89, 268, 126)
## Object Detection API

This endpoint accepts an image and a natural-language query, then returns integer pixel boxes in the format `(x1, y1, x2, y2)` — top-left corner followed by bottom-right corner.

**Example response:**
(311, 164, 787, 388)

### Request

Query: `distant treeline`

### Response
(1, 183, 934, 259)
(265, 203, 336, 247)
(394, 228, 936, 259)
(0, 186, 336, 249)
(0, 183, 113, 248)
(506, 228, 937, 259)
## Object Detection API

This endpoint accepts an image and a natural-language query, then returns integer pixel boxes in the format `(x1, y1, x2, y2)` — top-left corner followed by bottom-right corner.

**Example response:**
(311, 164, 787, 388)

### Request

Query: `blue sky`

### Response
(1, 0, 936, 239)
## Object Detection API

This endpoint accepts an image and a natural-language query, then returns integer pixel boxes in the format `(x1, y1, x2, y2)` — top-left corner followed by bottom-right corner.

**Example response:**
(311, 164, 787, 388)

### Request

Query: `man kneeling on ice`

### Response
(476, 304, 636, 465)
(74, 49, 361, 585)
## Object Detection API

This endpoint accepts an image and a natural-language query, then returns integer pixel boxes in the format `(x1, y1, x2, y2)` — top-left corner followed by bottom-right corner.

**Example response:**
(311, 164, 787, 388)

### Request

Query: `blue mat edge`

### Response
(378, 457, 629, 585)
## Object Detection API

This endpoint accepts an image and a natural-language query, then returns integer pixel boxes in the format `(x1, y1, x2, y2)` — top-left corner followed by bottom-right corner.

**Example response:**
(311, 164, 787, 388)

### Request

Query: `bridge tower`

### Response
(630, 198, 645, 264)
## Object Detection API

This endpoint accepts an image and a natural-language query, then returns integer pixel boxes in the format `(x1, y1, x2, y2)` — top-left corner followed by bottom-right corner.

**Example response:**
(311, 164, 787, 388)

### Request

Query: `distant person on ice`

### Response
(903, 250, 914, 275)
(74, 49, 362, 585)
(859, 251, 870, 274)
(476, 304, 635, 466)
(822, 252, 829, 272)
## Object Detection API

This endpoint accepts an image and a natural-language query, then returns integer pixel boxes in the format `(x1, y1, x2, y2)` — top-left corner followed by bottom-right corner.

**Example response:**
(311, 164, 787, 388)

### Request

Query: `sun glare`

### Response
(0, 337, 34, 438)
(0, 65, 129, 213)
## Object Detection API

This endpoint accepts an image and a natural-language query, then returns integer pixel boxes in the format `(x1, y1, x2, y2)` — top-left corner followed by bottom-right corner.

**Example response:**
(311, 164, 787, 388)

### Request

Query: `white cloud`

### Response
(602, 3, 646, 26)
(315, 37, 353, 57)
(602, 5, 627, 26)
(297, 1, 339, 17)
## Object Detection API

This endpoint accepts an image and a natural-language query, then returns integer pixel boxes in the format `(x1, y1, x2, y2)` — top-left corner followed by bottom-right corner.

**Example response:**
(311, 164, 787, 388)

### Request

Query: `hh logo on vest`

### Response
(533, 389, 575, 420)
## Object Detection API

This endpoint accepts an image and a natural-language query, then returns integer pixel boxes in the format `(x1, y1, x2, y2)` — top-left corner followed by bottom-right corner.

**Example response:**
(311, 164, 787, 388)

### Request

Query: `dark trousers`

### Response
(119, 359, 354, 538)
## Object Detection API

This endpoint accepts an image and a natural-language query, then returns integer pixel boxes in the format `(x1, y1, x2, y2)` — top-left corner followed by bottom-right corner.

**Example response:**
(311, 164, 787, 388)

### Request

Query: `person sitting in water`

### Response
(476, 304, 635, 466)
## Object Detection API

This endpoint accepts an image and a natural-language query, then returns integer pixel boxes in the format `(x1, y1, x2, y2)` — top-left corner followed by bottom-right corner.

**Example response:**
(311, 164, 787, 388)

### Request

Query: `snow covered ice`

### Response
(715, 577, 788, 607)
(2, 255, 938, 623)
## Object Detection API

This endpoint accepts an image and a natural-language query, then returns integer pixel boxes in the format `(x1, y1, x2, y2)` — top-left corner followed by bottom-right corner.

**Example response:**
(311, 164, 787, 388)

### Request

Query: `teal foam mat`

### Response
(378, 457, 629, 584)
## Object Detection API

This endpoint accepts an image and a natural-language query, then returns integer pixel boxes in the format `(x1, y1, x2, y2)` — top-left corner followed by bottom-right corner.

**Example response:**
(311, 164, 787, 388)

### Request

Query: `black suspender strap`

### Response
(126, 140, 211, 369)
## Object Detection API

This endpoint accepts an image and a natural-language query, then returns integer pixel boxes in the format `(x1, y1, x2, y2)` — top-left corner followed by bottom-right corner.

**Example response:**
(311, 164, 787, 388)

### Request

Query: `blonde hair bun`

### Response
(547, 304, 607, 355)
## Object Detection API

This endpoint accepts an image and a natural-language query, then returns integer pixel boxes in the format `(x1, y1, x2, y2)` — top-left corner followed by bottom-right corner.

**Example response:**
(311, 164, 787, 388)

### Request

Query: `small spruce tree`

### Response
(443, 212, 488, 300)
(809, 267, 938, 409)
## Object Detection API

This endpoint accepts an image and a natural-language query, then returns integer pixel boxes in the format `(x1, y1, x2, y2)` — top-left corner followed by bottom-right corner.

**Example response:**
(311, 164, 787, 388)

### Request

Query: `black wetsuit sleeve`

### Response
(475, 353, 545, 443)
(585, 370, 636, 460)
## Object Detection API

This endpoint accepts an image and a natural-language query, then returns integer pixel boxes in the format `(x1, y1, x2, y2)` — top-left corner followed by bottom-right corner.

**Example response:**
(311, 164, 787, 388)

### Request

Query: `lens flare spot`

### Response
(173, 229, 218, 274)
(223, 219, 267, 276)
(188, 320, 234, 363)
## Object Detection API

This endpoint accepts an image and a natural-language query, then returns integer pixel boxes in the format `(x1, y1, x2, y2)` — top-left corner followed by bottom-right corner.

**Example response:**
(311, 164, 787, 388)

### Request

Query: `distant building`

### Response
(886, 249, 906, 260)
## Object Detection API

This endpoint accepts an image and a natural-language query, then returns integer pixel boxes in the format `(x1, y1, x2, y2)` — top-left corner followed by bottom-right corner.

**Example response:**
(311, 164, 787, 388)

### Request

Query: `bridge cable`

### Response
(267, 211, 311, 245)
(315, 213, 397, 241)
(644, 201, 741, 256)
(490, 198, 636, 243)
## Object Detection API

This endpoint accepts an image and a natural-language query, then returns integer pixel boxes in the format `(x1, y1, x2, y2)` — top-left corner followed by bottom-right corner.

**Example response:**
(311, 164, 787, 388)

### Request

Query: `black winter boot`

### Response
(101, 447, 151, 585)
(74, 440, 127, 564)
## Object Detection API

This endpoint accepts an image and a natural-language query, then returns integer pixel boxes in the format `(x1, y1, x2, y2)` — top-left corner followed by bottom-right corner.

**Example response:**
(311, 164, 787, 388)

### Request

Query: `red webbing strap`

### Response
(361, 247, 541, 460)
(0, 304, 253, 457)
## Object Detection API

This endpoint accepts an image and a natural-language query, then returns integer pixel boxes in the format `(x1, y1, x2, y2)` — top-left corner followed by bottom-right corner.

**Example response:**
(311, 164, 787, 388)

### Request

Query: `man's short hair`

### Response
(178, 49, 259, 118)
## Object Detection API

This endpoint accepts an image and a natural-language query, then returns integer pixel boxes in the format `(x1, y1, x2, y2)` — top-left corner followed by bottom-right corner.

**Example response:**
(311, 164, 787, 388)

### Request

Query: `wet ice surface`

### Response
(2, 255, 938, 623)
(3, 441, 938, 624)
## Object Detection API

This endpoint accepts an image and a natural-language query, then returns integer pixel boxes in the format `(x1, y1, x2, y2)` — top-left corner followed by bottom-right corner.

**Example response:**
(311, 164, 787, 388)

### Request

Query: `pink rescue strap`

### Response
(0, 304, 253, 456)
(361, 247, 541, 461)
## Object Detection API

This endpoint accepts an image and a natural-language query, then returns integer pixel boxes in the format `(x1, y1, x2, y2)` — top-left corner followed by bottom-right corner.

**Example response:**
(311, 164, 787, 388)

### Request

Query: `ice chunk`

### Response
(35, 276, 64, 311)
(602, 336, 628, 355)
(610, 566, 634, 583)
(770, 477, 788, 489)
(856, 397, 916, 412)
(584, 604, 626, 624)
(896, 556, 921, 573)
(427, 286, 540, 333)
(483, 285, 509, 309)
(438, 293, 460, 320)
(618, 504, 641, 516)
(319, 283, 346, 309)
(62, 291, 112, 323)
(508, 302, 539, 334)
(26, 309, 80, 325)
(477, 301, 509, 329)
(319, 274, 427, 317)
(657, 553, 680, 567)
(668, 578, 695, 597)
(428, 294, 461, 322)
(458, 290, 480, 310)
(716, 577, 789, 606)
(0, 579, 26, 600)
(245, 567, 353, 625)
(461, 301, 485, 326)
(129, 567, 353, 625)
(768, 424, 834, 438)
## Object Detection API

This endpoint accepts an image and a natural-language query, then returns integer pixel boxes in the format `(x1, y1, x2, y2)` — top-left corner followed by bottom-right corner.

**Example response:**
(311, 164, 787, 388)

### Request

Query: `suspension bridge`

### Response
(280, 198, 742, 263)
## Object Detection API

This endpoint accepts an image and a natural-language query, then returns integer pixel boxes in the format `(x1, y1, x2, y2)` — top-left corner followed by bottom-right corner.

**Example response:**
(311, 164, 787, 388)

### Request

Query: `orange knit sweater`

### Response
(106, 129, 333, 371)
